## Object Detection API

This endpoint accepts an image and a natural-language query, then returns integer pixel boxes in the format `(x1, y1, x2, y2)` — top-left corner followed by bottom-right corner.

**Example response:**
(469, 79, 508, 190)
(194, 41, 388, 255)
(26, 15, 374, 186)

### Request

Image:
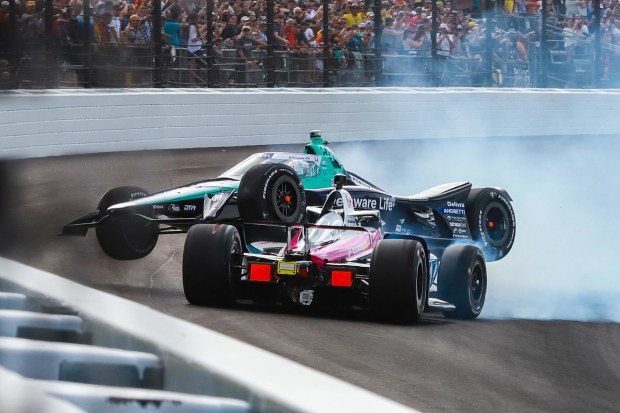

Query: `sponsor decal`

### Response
(442, 208, 465, 215)
(455, 228, 467, 234)
(447, 201, 465, 208)
(347, 174, 375, 189)
(344, 192, 354, 209)
(184, 205, 197, 211)
(449, 222, 467, 228)
(168, 204, 180, 213)
(334, 195, 395, 211)
(453, 234, 469, 239)
(130, 192, 147, 199)
(152, 205, 163, 210)
(287, 154, 320, 162)
(347, 239, 370, 257)
(395, 224, 402, 232)
(262, 169, 279, 200)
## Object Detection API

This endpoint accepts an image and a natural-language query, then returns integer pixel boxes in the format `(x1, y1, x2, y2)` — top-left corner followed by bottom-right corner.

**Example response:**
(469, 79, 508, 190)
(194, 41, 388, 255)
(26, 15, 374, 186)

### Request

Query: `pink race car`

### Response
(182, 174, 487, 323)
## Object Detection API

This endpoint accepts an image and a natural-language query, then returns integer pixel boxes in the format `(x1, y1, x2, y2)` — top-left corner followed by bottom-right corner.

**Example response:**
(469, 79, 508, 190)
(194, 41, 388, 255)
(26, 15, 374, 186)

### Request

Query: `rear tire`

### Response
(237, 163, 306, 224)
(182, 224, 241, 306)
(370, 239, 427, 323)
(95, 186, 159, 260)
(437, 245, 487, 320)
(466, 188, 516, 261)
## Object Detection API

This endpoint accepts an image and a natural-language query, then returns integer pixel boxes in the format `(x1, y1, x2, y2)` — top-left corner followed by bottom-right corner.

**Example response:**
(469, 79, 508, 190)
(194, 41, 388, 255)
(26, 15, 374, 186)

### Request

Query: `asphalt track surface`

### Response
(2, 138, 620, 413)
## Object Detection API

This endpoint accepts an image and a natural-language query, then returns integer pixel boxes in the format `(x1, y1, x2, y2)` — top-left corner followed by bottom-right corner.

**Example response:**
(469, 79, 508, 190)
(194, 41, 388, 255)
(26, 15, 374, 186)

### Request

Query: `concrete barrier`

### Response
(0, 257, 419, 413)
(1, 88, 619, 159)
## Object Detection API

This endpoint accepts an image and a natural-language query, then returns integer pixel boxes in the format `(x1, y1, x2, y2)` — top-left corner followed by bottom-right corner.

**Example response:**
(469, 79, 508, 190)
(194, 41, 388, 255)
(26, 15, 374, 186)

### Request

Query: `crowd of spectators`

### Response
(1, 0, 619, 87)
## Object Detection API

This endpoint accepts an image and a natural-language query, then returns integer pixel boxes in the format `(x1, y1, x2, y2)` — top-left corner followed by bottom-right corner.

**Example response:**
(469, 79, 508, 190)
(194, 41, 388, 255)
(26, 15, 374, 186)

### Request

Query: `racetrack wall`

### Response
(1, 88, 619, 158)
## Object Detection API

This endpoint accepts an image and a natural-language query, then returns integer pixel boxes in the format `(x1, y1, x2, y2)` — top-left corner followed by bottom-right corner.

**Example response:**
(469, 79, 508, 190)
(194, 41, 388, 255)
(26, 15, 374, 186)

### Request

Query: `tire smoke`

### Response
(333, 135, 620, 322)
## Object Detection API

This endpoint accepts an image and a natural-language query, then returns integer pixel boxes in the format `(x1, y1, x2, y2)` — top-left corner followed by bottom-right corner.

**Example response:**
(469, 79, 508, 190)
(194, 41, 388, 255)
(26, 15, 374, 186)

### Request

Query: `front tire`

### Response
(437, 245, 487, 320)
(237, 163, 306, 224)
(370, 239, 427, 323)
(466, 188, 516, 262)
(95, 186, 159, 260)
(182, 224, 241, 306)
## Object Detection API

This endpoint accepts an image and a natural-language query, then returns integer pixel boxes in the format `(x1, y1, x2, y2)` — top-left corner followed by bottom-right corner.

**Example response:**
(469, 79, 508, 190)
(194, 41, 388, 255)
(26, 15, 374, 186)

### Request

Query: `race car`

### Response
(62, 130, 516, 265)
(183, 175, 489, 321)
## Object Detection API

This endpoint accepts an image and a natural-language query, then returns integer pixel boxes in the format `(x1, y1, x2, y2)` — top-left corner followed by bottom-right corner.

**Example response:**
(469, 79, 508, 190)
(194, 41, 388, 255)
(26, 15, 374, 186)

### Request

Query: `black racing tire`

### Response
(465, 188, 516, 262)
(437, 245, 487, 320)
(237, 163, 306, 224)
(182, 224, 241, 306)
(369, 239, 427, 323)
(95, 186, 159, 260)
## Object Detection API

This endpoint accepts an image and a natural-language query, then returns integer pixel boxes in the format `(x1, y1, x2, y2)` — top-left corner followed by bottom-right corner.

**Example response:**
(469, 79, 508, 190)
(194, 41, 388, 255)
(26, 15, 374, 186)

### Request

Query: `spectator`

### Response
(342, 3, 365, 28)
(162, 5, 182, 63)
(437, 22, 454, 57)
(110, 2, 123, 40)
(19, 1, 43, 51)
(186, 12, 204, 56)
(219, 14, 238, 44)
(122, 14, 147, 44)
(235, 24, 264, 84)
(404, 24, 430, 56)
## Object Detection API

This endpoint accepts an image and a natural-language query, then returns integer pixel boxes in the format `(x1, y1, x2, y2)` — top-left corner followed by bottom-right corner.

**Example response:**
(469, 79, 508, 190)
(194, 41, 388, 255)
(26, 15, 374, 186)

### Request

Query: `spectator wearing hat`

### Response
(437, 22, 454, 57)
(433, 22, 454, 85)
(236, 24, 264, 57)
(19, 0, 42, 50)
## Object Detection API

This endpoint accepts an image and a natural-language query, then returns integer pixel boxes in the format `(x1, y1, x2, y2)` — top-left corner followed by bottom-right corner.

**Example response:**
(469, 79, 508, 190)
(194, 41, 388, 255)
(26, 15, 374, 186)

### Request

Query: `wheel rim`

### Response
(416, 262, 424, 302)
(469, 262, 485, 310)
(229, 235, 242, 281)
(272, 177, 299, 220)
(482, 202, 509, 247)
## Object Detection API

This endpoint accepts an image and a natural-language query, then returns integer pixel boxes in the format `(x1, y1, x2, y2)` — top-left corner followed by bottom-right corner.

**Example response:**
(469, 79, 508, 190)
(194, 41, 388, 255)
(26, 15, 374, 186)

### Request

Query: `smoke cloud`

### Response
(333, 135, 620, 322)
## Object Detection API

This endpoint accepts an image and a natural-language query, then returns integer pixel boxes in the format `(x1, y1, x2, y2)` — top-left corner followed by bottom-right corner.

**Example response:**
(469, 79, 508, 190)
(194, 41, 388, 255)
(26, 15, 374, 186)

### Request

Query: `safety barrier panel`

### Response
(0, 257, 418, 413)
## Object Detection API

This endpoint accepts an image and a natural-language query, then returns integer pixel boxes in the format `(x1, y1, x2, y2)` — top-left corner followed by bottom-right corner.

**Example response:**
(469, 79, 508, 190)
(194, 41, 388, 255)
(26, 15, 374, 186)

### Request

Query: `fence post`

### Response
(593, 0, 601, 87)
(322, 0, 330, 87)
(153, 0, 163, 88)
(540, 0, 548, 87)
(44, 0, 54, 88)
(266, 0, 275, 87)
(83, 0, 93, 88)
(7, 0, 17, 88)
(206, 0, 214, 87)
(373, 0, 382, 85)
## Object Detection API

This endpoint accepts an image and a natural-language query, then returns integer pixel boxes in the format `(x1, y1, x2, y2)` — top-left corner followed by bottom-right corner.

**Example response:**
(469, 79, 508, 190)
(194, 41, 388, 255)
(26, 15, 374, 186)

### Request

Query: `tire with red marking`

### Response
(465, 188, 516, 262)
(238, 163, 306, 224)
(95, 186, 159, 260)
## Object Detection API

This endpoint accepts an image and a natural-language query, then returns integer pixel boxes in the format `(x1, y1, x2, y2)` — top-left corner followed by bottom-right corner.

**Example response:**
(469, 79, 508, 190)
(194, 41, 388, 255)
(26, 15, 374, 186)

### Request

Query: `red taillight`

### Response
(249, 263, 271, 282)
(331, 270, 352, 287)
(298, 266, 309, 278)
